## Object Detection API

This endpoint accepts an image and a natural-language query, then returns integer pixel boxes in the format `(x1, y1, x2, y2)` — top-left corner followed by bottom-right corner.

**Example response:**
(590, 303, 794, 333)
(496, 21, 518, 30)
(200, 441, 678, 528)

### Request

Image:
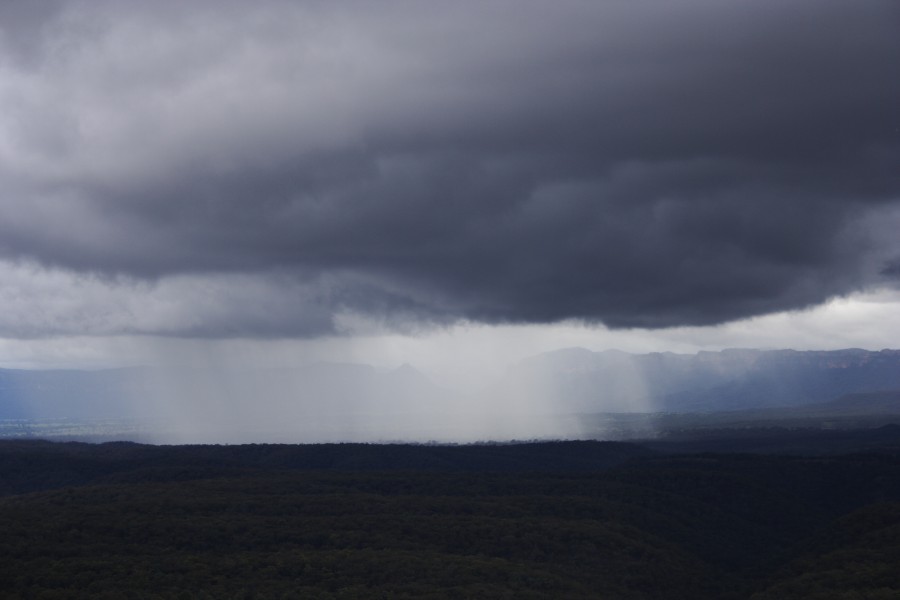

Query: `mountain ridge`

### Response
(501, 347, 900, 413)
(3, 349, 900, 441)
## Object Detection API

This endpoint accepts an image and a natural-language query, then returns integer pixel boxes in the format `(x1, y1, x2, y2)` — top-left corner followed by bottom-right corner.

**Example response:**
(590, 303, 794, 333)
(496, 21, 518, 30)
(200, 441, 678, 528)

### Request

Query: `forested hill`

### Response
(4, 426, 900, 496)
(2, 435, 900, 598)
(0, 439, 653, 496)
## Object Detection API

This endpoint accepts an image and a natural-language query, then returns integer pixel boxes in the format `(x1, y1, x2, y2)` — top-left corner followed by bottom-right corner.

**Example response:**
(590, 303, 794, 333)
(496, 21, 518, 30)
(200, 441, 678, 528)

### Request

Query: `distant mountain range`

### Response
(2, 348, 899, 429)
(498, 347, 900, 413)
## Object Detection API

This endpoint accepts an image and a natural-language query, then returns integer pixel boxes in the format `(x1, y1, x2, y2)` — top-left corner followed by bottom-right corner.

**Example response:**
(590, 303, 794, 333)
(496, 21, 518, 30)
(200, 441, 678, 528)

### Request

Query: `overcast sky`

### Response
(0, 0, 899, 377)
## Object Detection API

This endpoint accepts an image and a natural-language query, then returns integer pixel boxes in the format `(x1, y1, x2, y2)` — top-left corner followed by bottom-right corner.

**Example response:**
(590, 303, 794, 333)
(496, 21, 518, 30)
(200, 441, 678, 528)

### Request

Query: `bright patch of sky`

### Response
(1, 289, 896, 395)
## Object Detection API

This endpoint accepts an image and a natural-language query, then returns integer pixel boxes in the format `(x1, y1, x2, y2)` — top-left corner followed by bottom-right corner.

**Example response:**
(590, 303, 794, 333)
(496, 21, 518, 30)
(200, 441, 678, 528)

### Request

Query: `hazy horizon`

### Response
(3, 345, 900, 445)
(0, 1, 898, 442)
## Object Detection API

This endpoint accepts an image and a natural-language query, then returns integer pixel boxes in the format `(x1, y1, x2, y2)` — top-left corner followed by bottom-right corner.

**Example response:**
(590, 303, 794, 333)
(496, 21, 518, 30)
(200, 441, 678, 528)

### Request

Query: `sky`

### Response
(0, 0, 899, 389)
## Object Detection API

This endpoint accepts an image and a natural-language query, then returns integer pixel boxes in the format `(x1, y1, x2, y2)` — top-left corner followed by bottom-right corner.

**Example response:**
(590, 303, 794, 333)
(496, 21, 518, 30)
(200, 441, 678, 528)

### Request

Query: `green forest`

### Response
(1, 433, 899, 599)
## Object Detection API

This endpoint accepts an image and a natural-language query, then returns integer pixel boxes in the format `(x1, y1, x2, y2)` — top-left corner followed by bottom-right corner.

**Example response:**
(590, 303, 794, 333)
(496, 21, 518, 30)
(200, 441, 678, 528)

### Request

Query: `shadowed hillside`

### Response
(1, 435, 900, 598)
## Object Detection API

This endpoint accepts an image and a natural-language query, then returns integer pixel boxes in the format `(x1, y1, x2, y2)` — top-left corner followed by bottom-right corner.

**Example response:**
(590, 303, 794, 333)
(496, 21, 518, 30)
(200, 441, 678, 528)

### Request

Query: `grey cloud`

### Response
(0, 262, 340, 338)
(0, 0, 899, 336)
(882, 261, 900, 279)
(0, 0, 63, 67)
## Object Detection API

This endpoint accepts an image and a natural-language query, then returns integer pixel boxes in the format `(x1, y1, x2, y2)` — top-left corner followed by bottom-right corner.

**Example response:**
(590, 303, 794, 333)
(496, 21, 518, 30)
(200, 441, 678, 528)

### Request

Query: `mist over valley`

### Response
(3, 347, 900, 444)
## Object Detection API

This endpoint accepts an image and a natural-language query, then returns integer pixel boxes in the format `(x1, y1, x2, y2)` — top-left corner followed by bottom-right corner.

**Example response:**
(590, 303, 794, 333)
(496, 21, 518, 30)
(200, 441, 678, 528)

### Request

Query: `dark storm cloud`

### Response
(0, 0, 63, 66)
(0, 0, 898, 336)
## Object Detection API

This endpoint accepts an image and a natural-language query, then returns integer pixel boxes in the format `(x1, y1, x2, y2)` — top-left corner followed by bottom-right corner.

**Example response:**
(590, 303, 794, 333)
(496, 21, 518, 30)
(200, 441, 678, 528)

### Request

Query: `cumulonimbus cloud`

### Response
(0, 0, 898, 337)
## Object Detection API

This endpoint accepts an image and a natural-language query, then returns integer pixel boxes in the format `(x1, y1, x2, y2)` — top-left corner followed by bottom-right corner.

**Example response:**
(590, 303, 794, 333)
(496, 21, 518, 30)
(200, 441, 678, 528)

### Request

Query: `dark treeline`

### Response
(1, 432, 900, 598)
(0, 440, 653, 496)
